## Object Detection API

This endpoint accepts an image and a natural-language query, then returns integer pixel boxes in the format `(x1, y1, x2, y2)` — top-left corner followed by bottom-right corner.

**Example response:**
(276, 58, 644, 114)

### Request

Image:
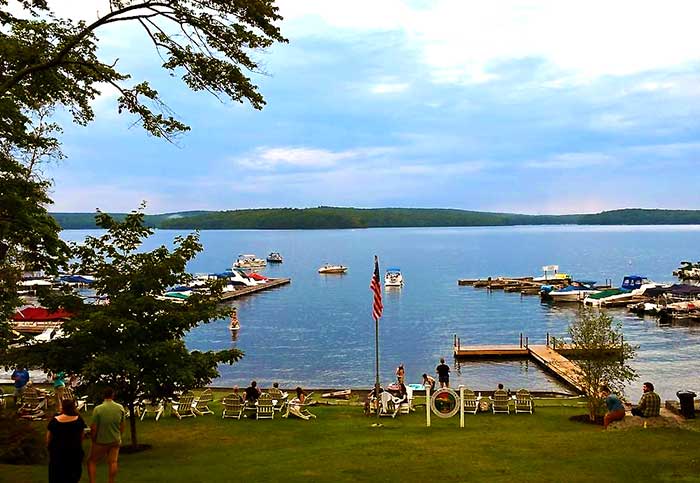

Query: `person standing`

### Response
(88, 387, 125, 483)
(601, 385, 626, 429)
(52, 371, 66, 408)
(395, 364, 405, 384)
(436, 358, 450, 388)
(11, 366, 30, 406)
(47, 398, 87, 483)
(631, 382, 661, 418)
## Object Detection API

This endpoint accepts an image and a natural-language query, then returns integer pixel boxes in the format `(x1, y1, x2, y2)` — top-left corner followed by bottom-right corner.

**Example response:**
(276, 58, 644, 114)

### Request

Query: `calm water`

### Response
(60, 225, 700, 400)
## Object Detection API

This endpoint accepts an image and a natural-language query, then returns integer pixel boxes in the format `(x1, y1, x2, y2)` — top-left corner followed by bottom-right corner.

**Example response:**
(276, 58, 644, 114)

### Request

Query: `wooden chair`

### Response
(378, 392, 400, 418)
(59, 387, 89, 413)
(139, 398, 165, 421)
(256, 393, 275, 420)
(221, 394, 244, 419)
(514, 389, 534, 414)
(193, 389, 214, 416)
(490, 390, 511, 414)
(17, 387, 47, 420)
(282, 393, 317, 420)
(462, 388, 479, 415)
(267, 387, 288, 412)
(170, 393, 197, 420)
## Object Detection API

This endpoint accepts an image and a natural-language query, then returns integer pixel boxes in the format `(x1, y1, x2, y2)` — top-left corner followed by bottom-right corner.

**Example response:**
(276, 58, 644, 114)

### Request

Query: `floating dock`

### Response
(452, 335, 621, 394)
(218, 277, 291, 301)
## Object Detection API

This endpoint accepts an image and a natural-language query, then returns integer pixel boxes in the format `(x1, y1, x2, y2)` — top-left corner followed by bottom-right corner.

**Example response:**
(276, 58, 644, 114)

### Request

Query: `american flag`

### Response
(370, 256, 383, 321)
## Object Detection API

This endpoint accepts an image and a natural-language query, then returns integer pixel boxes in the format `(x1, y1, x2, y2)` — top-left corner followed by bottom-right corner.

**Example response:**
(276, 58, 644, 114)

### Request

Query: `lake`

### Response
(60, 225, 700, 400)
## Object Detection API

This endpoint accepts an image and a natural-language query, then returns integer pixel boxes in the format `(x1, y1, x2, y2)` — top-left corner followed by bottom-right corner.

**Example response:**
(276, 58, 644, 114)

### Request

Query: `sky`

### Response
(38, 0, 700, 214)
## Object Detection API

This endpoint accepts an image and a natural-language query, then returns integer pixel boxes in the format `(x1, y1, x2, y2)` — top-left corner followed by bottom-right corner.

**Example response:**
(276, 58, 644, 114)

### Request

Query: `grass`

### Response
(2, 393, 700, 483)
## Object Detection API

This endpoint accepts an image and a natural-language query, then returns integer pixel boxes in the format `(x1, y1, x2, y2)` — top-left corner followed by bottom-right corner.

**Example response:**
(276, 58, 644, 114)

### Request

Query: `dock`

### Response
(458, 276, 556, 295)
(218, 277, 291, 301)
(452, 335, 611, 394)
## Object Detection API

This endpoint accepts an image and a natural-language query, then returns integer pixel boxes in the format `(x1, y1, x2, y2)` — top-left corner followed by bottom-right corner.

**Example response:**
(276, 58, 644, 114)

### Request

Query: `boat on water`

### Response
(318, 264, 348, 274)
(233, 254, 266, 269)
(532, 264, 571, 283)
(541, 280, 598, 302)
(583, 276, 662, 307)
(267, 252, 283, 263)
(384, 268, 403, 287)
(673, 261, 700, 280)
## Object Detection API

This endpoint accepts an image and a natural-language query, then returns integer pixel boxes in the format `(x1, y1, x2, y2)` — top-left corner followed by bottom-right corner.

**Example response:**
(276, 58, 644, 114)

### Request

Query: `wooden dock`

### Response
(218, 277, 291, 301)
(453, 338, 587, 393)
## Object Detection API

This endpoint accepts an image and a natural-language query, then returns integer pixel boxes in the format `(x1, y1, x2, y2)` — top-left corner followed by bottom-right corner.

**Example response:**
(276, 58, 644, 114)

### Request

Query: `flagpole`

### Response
(375, 311, 380, 426)
(370, 255, 382, 427)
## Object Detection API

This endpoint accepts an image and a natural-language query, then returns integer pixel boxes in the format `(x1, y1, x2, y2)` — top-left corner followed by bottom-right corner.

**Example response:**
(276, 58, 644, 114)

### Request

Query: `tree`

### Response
(8, 209, 243, 448)
(564, 308, 637, 421)
(1, 0, 287, 152)
(0, 0, 286, 348)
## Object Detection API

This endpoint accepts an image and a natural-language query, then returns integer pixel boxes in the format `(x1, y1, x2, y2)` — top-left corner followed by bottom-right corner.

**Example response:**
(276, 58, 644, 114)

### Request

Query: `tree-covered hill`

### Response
(50, 208, 700, 230)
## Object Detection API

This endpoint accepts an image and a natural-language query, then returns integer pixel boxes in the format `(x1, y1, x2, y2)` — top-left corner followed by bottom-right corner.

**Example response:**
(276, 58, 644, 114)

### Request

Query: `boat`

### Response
(233, 254, 266, 269)
(532, 265, 571, 283)
(674, 261, 700, 280)
(266, 252, 283, 263)
(541, 281, 598, 302)
(384, 268, 403, 287)
(583, 276, 662, 307)
(318, 264, 348, 274)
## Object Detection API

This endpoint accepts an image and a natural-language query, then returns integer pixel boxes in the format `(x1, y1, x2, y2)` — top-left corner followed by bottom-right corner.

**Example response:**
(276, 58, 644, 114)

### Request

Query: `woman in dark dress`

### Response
(46, 398, 87, 483)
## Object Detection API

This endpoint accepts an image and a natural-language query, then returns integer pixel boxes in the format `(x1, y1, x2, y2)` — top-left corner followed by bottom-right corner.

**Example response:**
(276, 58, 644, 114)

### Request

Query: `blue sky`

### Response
(43, 1, 700, 214)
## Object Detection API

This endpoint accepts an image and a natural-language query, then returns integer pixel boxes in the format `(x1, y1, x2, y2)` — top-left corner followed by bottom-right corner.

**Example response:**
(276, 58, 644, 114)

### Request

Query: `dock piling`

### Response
(519, 333, 523, 348)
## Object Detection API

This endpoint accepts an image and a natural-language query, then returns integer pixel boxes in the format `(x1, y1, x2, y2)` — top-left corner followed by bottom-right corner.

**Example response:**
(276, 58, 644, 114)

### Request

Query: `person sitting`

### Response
(288, 387, 316, 420)
(631, 382, 661, 418)
(364, 385, 383, 415)
(422, 373, 436, 392)
(601, 385, 626, 429)
(395, 383, 408, 405)
(494, 383, 507, 396)
(244, 381, 261, 405)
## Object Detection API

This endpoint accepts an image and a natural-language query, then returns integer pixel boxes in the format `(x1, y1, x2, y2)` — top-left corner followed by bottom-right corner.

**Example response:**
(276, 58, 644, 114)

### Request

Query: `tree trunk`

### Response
(127, 400, 138, 447)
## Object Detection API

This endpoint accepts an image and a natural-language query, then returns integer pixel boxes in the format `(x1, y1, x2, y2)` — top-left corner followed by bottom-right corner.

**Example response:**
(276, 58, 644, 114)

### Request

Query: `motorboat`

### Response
(318, 264, 348, 274)
(674, 261, 700, 280)
(583, 276, 662, 307)
(541, 281, 598, 302)
(266, 252, 283, 263)
(233, 254, 266, 269)
(384, 268, 403, 287)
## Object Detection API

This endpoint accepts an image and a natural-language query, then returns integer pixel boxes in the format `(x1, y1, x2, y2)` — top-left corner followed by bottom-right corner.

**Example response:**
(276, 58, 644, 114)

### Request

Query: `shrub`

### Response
(0, 411, 47, 465)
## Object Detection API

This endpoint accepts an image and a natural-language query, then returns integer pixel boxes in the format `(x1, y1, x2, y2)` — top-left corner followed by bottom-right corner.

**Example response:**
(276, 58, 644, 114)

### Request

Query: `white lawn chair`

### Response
(514, 389, 534, 414)
(256, 393, 275, 420)
(490, 390, 511, 414)
(170, 393, 197, 420)
(462, 389, 479, 415)
(222, 394, 244, 419)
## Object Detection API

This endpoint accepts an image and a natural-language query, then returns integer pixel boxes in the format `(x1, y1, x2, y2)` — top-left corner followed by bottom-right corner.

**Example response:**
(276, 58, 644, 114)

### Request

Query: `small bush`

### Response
(0, 411, 47, 465)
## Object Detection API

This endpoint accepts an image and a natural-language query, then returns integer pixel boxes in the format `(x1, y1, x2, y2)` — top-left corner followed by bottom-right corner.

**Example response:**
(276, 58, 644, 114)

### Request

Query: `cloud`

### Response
(369, 82, 410, 94)
(525, 152, 617, 169)
(233, 146, 395, 171)
(279, 0, 700, 85)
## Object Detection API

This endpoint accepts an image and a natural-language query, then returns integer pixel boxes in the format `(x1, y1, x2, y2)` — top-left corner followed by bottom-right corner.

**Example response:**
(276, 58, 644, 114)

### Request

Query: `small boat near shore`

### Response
(385, 268, 403, 287)
(318, 264, 348, 274)
(541, 281, 598, 302)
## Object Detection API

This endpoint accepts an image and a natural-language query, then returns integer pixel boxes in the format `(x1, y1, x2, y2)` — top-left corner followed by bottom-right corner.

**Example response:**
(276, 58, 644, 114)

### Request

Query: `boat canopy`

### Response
(386, 268, 401, 272)
(622, 276, 646, 290)
(59, 275, 94, 284)
(587, 288, 625, 300)
(645, 284, 700, 297)
(12, 307, 73, 321)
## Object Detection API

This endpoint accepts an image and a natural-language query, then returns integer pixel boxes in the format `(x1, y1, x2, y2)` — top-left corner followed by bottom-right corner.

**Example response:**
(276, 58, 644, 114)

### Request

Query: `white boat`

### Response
(267, 252, 283, 263)
(583, 276, 663, 307)
(384, 268, 403, 287)
(532, 265, 571, 283)
(544, 281, 599, 302)
(318, 264, 348, 274)
(233, 254, 266, 269)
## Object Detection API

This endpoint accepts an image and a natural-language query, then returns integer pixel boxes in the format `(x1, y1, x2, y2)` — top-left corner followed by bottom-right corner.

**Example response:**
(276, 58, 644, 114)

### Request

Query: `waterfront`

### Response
(59, 225, 700, 400)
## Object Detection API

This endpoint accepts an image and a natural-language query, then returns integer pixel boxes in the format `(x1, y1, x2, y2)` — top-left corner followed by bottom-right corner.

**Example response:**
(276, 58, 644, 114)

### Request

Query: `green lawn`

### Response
(3, 395, 700, 483)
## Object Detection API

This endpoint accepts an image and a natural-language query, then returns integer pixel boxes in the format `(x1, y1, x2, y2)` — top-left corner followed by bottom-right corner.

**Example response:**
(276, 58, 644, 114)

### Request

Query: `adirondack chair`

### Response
(221, 394, 244, 419)
(17, 387, 47, 420)
(378, 392, 400, 418)
(283, 393, 317, 420)
(267, 387, 288, 412)
(514, 389, 534, 414)
(490, 390, 511, 414)
(170, 393, 197, 420)
(398, 385, 414, 415)
(139, 398, 165, 421)
(256, 393, 274, 420)
(0, 387, 11, 408)
(193, 389, 214, 416)
(462, 388, 479, 415)
(60, 387, 89, 413)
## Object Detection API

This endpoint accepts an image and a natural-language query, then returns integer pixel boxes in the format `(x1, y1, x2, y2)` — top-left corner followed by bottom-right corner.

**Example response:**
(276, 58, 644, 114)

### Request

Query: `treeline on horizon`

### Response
(50, 208, 700, 230)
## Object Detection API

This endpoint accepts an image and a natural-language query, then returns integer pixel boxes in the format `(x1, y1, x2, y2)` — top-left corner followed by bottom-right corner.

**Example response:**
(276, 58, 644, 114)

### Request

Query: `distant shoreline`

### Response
(51, 207, 700, 230)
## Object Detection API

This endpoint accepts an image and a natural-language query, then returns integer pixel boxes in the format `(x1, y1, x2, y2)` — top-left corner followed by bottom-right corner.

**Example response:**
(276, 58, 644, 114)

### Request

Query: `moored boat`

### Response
(541, 281, 598, 302)
(384, 268, 403, 287)
(318, 264, 348, 274)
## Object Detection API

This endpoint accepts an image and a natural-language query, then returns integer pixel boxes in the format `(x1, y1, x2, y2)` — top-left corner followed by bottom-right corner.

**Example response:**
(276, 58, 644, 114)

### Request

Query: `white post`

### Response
(425, 384, 431, 427)
(459, 385, 465, 428)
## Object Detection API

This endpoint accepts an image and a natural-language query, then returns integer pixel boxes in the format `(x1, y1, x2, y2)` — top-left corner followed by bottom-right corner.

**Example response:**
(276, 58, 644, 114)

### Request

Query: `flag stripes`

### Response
(370, 256, 383, 321)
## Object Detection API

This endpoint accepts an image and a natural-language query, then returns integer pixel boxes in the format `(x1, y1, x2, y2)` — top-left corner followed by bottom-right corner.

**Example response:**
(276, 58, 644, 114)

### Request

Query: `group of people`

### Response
(602, 381, 661, 429)
(233, 381, 312, 419)
(392, 358, 451, 394)
(45, 387, 125, 483)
